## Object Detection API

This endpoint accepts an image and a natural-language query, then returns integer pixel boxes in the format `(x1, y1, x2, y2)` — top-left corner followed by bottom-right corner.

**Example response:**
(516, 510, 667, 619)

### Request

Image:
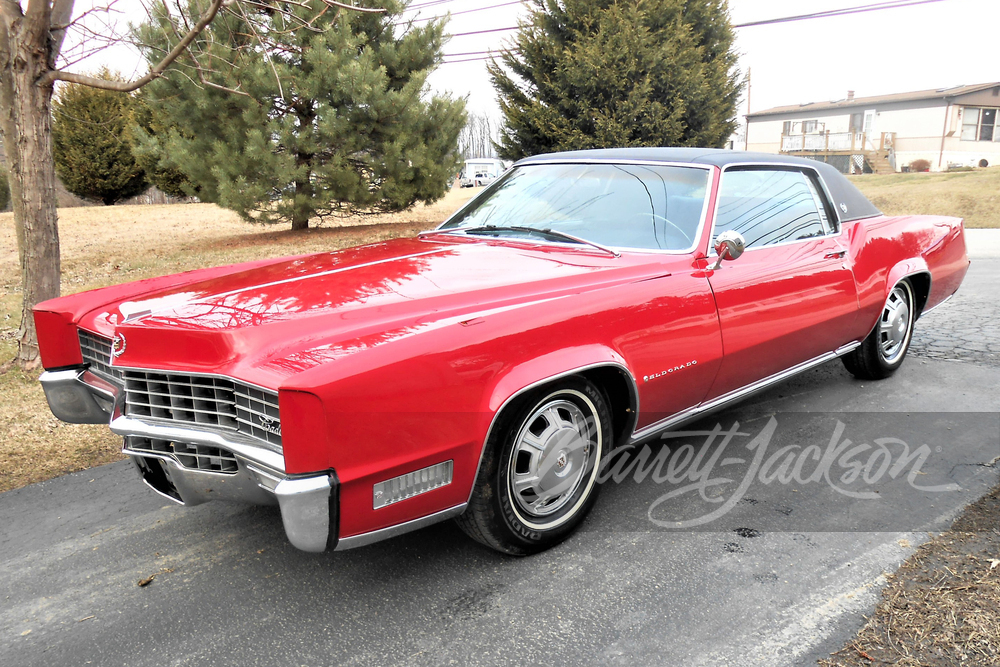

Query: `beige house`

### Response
(745, 82, 1000, 173)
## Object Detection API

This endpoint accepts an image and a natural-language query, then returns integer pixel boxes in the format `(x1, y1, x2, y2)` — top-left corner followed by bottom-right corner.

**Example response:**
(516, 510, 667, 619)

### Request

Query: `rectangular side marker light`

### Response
(373, 460, 454, 509)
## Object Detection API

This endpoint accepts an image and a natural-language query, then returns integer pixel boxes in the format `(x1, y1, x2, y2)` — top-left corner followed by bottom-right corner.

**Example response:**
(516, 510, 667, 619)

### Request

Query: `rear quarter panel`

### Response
(846, 214, 968, 339)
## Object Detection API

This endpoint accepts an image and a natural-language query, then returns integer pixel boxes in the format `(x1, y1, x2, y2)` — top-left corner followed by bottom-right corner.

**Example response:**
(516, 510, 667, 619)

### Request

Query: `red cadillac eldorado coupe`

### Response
(34, 148, 969, 555)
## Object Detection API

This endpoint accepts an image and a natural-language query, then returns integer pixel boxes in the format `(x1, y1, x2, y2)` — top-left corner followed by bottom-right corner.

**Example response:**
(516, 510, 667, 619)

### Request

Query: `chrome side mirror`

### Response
(711, 231, 746, 270)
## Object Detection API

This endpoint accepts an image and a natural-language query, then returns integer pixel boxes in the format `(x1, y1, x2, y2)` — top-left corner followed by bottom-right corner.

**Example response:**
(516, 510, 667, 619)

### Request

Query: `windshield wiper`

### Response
(459, 225, 621, 258)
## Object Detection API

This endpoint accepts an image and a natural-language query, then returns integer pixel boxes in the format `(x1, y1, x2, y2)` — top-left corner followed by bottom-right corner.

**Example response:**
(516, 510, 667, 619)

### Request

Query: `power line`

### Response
(438, 0, 955, 63)
(448, 25, 520, 37)
(442, 48, 515, 57)
(397, 0, 524, 24)
(442, 54, 502, 64)
(402, 0, 463, 12)
(732, 0, 950, 28)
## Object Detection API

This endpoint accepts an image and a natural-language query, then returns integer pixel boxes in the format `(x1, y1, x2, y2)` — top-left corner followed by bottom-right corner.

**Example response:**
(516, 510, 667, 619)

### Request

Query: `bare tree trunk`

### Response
(0, 16, 61, 367)
(290, 203, 310, 230)
(291, 105, 314, 231)
(291, 170, 311, 230)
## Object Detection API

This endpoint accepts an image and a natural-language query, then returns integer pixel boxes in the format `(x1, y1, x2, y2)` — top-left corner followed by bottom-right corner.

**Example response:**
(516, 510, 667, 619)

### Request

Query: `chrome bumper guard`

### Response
(40, 368, 118, 424)
(40, 367, 339, 552)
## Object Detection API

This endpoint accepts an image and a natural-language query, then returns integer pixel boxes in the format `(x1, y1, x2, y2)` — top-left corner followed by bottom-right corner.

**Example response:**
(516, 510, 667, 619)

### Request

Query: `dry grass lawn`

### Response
(0, 186, 476, 493)
(850, 168, 1000, 228)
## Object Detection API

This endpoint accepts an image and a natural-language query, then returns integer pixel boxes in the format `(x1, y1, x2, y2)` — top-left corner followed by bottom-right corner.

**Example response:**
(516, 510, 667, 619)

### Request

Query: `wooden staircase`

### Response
(865, 151, 896, 174)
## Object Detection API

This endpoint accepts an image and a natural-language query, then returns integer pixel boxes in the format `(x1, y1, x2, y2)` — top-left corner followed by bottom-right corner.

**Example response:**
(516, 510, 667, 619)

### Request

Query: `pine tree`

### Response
(134, 0, 466, 230)
(51, 70, 149, 205)
(130, 92, 197, 200)
(490, 0, 743, 160)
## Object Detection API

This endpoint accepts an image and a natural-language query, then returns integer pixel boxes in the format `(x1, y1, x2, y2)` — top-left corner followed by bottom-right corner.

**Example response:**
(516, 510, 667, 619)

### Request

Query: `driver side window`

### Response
(714, 169, 831, 248)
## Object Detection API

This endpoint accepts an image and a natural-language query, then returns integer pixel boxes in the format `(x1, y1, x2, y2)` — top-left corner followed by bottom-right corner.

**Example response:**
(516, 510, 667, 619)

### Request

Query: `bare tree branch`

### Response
(43, 0, 386, 93)
(169, 56, 253, 97)
(57, 41, 121, 68)
(231, 0, 284, 98)
(49, 0, 80, 63)
(321, 0, 384, 14)
(41, 0, 226, 91)
(241, 0, 327, 34)
(50, 1, 121, 31)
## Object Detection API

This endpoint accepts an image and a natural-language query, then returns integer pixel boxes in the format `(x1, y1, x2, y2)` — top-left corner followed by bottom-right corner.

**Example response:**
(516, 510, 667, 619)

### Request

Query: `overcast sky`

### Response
(67, 0, 1000, 122)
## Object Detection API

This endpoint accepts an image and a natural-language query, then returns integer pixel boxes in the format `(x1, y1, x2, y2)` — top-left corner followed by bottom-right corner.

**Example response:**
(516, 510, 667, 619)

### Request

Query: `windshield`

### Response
(440, 163, 710, 251)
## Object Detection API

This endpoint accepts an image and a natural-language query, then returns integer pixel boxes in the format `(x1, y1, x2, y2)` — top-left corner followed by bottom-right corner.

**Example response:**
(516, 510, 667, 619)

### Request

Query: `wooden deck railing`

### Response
(780, 131, 895, 153)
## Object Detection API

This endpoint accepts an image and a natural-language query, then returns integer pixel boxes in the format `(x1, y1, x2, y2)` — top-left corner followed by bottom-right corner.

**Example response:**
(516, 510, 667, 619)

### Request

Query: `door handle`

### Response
(824, 250, 847, 259)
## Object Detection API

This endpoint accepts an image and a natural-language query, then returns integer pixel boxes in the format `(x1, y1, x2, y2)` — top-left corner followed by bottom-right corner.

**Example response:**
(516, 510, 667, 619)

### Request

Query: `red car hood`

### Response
(77, 236, 662, 386)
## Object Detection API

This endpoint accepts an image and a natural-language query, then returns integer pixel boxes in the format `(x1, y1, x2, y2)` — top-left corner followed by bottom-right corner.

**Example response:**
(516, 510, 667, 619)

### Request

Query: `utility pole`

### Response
(744, 68, 751, 151)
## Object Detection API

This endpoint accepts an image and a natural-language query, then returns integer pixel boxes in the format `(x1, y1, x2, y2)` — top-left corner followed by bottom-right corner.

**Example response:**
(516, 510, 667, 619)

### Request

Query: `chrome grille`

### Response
(78, 329, 123, 382)
(123, 370, 281, 448)
(234, 386, 282, 447)
(127, 436, 239, 473)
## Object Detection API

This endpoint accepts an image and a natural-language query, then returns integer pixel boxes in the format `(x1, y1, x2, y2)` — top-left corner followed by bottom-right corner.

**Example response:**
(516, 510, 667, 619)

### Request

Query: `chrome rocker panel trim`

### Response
(630, 342, 862, 443)
(336, 503, 468, 551)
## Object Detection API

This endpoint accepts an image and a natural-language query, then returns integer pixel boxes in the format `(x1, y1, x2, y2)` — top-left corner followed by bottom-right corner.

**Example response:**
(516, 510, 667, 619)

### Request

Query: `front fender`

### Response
(470, 345, 638, 507)
(484, 344, 634, 415)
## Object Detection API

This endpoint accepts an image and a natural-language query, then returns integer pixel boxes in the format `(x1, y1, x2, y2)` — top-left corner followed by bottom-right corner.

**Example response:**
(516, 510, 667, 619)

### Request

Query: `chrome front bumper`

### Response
(39, 367, 339, 552)
(128, 449, 338, 552)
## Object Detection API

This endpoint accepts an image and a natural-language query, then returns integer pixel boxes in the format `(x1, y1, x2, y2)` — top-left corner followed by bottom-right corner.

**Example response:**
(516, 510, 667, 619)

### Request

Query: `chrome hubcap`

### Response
(509, 398, 596, 519)
(878, 285, 911, 363)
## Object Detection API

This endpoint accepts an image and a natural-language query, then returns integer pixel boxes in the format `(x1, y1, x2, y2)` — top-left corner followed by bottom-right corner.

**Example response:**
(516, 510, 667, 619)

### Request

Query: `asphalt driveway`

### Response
(2, 260, 998, 667)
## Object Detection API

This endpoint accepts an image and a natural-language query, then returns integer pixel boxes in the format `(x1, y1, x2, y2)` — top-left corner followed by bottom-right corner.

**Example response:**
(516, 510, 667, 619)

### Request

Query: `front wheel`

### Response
(842, 280, 916, 380)
(455, 378, 611, 555)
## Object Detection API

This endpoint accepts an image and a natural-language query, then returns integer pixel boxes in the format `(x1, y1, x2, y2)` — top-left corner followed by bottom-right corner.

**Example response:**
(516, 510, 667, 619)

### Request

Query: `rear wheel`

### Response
(456, 378, 611, 555)
(842, 280, 916, 380)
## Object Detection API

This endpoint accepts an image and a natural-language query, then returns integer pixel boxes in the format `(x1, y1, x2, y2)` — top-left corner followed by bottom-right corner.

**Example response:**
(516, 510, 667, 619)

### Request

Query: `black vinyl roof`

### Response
(516, 147, 882, 223)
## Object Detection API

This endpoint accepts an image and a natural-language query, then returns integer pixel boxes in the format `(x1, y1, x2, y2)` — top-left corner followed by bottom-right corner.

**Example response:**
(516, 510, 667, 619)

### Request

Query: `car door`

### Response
(704, 166, 859, 400)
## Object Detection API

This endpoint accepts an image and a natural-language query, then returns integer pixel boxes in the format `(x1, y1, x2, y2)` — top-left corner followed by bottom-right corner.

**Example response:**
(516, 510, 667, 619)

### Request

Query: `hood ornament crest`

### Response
(111, 333, 127, 359)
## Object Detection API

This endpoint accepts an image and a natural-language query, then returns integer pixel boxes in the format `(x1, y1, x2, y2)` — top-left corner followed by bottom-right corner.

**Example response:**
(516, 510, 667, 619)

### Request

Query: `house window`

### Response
(961, 107, 1000, 141)
(782, 121, 792, 135)
(982, 109, 996, 141)
(802, 120, 819, 133)
(849, 113, 863, 132)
